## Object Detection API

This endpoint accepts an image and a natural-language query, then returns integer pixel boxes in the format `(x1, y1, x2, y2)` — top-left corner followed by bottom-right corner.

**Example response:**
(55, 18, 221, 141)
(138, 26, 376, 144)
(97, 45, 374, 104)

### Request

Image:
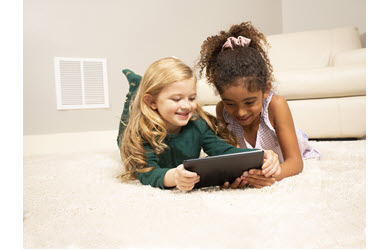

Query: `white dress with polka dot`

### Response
(223, 90, 320, 162)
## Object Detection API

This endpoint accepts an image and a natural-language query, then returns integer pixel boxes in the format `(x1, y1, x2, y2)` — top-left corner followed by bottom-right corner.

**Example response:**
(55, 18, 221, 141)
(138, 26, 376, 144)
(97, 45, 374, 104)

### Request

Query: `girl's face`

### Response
(220, 84, 266, 128)
(153, 78, 197, 134)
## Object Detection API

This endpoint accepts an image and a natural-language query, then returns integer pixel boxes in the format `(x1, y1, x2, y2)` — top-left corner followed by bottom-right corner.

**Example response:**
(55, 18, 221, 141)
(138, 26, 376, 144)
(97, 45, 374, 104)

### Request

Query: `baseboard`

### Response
(24, 130, 118, 157)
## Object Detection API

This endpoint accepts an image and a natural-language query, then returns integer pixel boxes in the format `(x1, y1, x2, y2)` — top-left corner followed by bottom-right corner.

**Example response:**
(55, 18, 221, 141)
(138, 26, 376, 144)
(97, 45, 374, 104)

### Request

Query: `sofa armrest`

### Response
(196, 78, 221, 106)
(332, 48, 366, 66)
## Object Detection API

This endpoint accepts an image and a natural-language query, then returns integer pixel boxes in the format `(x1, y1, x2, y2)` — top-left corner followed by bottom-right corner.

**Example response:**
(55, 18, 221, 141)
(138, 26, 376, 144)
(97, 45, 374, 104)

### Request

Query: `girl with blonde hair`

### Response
(118, 57, 280, 190)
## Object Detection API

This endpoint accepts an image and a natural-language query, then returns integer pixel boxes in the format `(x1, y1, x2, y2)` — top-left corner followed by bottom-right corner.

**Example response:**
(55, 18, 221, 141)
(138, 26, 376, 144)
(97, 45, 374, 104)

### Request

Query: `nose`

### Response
(236, 107, 247, 117)
(180, 100, 191, 110)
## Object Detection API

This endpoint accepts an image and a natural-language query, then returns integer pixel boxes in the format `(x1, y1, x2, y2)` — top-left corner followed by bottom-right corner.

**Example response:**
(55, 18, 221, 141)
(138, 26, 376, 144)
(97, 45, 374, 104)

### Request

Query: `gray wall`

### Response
(282, 0, 366, 34)
(24, 0, 365, 135)
(23, 0, 282, 135)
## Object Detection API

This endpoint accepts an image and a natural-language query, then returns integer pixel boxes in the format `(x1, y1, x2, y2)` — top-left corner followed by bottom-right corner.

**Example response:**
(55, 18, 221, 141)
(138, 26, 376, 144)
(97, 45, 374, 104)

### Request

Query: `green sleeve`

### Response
(117, 69, 142, 148)
(136, 145, 171, 189)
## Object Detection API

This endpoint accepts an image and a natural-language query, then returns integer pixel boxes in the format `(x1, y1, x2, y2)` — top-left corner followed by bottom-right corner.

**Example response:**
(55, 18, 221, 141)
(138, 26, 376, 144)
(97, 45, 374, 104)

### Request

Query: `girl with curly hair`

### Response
(118, 57, 281, 191)
(197, 22, 320, 189)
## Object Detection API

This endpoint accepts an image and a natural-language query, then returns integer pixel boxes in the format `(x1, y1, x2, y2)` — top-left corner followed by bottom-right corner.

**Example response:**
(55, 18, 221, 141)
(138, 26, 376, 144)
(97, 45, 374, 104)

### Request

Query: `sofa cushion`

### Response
(288, 96, 366, 138)
(274, 64, 366, 100)
(332, 48, 366, 66)
(267, 26, 362, 72)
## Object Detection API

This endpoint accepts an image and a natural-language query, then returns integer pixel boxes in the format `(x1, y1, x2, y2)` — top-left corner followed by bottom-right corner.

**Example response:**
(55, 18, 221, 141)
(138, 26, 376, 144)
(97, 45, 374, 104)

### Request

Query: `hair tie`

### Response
(222, 36, 251, 51)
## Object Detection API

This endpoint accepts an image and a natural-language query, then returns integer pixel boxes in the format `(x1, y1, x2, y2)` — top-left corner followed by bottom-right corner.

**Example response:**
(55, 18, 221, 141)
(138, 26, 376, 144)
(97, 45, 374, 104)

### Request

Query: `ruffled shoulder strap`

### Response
(261, 90, 276, 132)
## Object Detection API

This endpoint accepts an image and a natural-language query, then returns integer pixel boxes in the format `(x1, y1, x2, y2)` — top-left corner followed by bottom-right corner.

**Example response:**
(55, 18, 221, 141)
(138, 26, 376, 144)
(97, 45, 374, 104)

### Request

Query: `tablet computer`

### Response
(183, 150, 264, 189)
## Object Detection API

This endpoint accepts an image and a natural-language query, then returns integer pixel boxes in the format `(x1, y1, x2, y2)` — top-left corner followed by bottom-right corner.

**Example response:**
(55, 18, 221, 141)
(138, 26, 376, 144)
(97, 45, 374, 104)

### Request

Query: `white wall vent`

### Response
(54, 57, 109, 110)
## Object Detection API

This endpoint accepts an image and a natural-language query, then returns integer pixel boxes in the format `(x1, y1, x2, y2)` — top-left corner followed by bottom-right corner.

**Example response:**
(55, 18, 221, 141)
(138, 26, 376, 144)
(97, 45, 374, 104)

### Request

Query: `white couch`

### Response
(197, 26, 366, 139)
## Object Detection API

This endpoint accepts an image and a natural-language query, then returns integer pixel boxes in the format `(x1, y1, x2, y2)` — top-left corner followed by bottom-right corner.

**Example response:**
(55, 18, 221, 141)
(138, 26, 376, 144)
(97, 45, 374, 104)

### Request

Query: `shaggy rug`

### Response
(23, 140, 366, 248)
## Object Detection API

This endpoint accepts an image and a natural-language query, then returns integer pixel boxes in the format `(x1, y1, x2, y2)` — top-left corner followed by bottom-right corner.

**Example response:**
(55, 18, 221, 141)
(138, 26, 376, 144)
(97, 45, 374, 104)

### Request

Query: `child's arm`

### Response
(268, 95, 303, 181)
(163, 165, 200, 191)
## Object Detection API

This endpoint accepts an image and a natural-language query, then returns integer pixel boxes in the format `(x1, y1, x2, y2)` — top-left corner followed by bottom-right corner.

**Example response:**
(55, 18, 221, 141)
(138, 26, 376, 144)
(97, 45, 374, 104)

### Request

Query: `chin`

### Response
(237, 121, 250, 126)
(178, 119, 191, 126)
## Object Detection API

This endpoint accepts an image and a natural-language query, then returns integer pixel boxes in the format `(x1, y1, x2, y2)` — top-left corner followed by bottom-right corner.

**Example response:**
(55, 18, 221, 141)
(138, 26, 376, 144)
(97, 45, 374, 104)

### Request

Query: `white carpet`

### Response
(23, 140, 366, 248)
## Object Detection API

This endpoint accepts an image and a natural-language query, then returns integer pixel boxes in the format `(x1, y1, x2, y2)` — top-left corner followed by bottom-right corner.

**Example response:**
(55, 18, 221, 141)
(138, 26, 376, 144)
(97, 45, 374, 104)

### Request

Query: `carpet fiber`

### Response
(23, 140, 366, 248)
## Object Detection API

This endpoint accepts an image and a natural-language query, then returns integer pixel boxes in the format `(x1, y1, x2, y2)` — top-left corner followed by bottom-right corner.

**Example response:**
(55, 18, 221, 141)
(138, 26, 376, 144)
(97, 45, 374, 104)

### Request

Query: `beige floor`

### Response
(23, 139, 365, 248)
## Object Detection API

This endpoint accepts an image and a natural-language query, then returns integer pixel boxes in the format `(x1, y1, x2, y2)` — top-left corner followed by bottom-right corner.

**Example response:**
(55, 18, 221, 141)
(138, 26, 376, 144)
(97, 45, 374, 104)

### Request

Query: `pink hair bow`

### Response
(222, 36, 251, 51)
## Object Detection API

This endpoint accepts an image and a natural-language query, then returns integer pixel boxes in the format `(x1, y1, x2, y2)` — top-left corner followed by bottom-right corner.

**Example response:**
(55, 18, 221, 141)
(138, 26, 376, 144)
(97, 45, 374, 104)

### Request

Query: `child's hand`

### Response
(260, 150, 281, 178)
(174, 164, 200, 191)
(220, 177, 247, 189)
(220, 150, 280, 189)
(241, 169, 276, 188)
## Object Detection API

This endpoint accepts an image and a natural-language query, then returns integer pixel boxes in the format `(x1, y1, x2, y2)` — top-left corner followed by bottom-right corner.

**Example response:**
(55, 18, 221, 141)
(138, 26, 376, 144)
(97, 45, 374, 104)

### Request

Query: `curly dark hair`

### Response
(197, 21, 274, 93)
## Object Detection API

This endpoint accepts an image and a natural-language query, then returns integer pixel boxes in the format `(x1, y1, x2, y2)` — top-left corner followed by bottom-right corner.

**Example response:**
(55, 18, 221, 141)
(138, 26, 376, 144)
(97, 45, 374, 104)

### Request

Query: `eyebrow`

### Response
(222, 97, 257, 102)
(169, 92, 197, 97)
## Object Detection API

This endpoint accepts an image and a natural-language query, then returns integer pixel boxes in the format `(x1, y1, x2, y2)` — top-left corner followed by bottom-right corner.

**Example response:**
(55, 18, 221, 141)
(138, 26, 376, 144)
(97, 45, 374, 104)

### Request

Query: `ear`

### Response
(263, 81, 272, 98)
(143, 94, 157, 110)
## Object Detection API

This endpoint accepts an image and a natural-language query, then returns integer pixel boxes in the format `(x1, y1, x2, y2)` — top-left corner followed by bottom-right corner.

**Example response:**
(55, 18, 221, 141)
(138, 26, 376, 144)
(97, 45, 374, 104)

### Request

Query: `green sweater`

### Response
(140, 118, 254, 189)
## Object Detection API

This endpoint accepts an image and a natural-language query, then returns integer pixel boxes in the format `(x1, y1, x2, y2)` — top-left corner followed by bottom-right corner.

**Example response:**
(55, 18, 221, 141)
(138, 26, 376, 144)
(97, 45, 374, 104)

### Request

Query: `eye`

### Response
(245, 101, 255, 105)
(189, 97, 196, 101)
(172, 98, 181, 102)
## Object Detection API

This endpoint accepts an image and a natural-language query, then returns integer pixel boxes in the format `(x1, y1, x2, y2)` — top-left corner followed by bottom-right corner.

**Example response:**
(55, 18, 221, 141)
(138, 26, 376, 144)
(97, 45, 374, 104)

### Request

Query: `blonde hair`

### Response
(120, 57, 237, 182)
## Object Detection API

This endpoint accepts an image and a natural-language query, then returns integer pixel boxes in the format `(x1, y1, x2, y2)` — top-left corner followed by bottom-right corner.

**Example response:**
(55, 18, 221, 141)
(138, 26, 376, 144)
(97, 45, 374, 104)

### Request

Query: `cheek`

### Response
(251, 104, 263, 115)
(190, 102, 197, 111)
(159, 101, 177, 113)
(223, 105, 236, 115)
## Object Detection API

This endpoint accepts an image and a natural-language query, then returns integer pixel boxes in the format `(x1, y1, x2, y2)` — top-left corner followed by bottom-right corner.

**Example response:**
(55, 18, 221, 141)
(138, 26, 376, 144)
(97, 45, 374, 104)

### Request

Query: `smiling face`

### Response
(220, 83, 265, 128)
(151, 78, 197, 134)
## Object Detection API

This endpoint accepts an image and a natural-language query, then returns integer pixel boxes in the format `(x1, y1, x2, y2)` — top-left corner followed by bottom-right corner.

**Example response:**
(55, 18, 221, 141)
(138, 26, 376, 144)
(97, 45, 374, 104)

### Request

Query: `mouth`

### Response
(176, 111, 191, 119)
(236, 115, 252, 122)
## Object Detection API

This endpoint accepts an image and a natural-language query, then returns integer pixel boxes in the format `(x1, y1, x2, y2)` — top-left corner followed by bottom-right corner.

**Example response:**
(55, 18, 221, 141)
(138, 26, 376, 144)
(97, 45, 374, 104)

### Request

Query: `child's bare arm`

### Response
(268, 95, 303, 181)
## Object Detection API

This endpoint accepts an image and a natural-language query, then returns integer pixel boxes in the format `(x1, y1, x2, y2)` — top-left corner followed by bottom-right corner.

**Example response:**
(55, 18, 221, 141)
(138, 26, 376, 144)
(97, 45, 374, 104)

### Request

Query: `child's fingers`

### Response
(177, 175, 200, 184)
(245, 172, 275, 181)
(248, 169, 262, 175)
(177, 164, 198, 177)
(261, 157, 271, 170)
(181, 170, 198, 178)
(220, 182, 229, 189)
(262, 150, 278, 171)
(251, 183, 267, 189)
(245, 175, 275, 186)
(177, 183, 195, 191)
(261, 164, 274, 177)
(241, 159, 279, 188)
(261, 151, 279, 175)
(175, 165, 200, 186)
(220, 178, 247, 189)
(272, 167, 281, 178)
(262, 162, 280, 177)
(243, 170, 276, 187)
(239, 181, 247, 188)
(230, 177, 243, 189)
(176, 176, 200, 191)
